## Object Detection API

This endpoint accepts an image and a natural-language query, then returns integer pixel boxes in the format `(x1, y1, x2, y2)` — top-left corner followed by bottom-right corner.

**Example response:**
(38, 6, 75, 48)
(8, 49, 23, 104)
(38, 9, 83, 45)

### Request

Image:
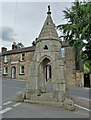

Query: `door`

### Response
(11, 67, 16, 79)
(84, 73, 90, 87)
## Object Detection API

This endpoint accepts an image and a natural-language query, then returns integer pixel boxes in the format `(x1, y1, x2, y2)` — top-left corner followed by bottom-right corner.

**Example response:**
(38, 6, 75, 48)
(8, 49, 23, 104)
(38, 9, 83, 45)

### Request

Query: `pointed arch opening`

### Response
(38, 57, 53, 93)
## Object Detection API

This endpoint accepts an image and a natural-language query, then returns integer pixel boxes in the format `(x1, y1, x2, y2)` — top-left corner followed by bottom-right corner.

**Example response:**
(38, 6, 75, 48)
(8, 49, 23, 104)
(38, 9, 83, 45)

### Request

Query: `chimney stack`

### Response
(1, 47, 7, 53)
(12, 42, 17, 49)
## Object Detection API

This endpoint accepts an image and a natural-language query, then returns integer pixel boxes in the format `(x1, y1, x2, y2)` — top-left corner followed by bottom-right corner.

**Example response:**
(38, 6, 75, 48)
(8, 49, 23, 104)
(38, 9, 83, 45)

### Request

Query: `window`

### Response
(44, 45, 48, 50)
(61, 48, 65, 58)
(20, 66, 24, 74)
(3, 66, 8, 74)
(4, 55, 8, 63)
(46, 64, 51, 82)
(20, 53, 25, 61)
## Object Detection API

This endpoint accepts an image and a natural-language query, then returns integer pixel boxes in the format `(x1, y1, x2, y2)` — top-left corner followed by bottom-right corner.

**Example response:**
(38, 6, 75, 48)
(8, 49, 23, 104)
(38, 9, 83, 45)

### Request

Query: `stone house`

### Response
(1, 45, 35, 80)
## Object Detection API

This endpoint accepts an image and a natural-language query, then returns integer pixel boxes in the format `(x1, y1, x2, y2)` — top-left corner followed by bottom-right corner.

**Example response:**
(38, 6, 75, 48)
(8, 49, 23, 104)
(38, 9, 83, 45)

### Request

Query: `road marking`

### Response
(3, 101, 12, 106)
(74, 104, 91, 112)
(77, 97, 91, 101)
(13, 103, 21, 107)
(0, 107, 12, 114)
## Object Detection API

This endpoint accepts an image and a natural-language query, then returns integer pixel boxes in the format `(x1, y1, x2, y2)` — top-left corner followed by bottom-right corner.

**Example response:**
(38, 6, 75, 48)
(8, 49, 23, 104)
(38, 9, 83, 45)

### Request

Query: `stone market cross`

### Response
(16, 6, 75, 111)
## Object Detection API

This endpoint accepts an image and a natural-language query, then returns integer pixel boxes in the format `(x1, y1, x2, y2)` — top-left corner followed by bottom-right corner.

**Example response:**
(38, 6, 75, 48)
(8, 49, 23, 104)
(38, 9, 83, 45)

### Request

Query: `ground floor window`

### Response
(19, 66, 24, 74)
(3, 66, 8, 75)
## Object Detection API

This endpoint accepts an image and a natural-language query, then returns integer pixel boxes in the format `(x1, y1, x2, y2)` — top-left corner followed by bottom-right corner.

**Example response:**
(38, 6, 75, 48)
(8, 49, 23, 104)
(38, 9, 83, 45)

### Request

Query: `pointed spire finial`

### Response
(48, 5, 50, 12)
(47, 5, 51, 14)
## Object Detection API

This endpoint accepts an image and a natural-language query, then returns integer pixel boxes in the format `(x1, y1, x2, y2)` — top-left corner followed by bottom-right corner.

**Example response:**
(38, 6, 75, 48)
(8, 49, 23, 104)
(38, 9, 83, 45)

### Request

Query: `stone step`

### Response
(24, 99, 63, 107)
(40, 93, 53, 97)
(30, 93, 57, 102)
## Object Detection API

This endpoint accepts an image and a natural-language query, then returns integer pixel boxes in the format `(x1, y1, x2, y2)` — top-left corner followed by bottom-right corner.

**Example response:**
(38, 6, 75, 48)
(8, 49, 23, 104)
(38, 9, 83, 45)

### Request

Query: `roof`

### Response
(1, 46, 35, 56)
(37, 6, 60, 41)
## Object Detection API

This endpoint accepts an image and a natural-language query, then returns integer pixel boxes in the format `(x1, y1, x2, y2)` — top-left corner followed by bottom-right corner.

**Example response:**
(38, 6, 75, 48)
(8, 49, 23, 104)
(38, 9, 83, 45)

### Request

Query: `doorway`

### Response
(11, 66, 16, 79)
(39, 57, 53, 93)
(84, 73, 90, 87)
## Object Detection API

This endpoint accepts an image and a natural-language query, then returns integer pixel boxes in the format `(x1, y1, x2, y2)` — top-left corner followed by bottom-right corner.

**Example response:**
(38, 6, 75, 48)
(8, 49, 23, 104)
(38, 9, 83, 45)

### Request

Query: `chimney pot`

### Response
(12, 42, 17, 49)
(1, 47, 7, 52)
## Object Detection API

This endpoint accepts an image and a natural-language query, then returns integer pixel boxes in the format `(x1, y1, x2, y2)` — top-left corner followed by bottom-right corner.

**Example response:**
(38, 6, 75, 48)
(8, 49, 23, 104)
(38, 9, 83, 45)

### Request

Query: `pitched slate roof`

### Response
(2, 46, 35, 56)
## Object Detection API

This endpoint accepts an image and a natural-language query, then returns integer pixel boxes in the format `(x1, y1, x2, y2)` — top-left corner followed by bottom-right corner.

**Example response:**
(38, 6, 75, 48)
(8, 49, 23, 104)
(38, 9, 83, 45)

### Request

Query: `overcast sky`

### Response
(0, 2, 73, 51)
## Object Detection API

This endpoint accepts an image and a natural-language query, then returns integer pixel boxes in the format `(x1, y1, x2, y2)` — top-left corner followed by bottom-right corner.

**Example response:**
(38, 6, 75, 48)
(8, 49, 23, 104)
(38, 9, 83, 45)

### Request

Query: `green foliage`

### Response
(57, 0, 91, 71)
(84, 61, 90, 74)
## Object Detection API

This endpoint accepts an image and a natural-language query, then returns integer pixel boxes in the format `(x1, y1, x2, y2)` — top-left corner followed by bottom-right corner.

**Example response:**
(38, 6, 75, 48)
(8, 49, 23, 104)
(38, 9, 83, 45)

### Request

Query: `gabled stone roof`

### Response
(37, 6, 60, 41)
(1, 46, 35, 56)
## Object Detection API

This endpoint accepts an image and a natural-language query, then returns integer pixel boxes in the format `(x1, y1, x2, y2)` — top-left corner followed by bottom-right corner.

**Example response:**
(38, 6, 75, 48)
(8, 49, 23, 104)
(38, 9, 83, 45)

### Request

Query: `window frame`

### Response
(19, 53, 25, 61)
(61, 47, 65, 58)
(3, 66, 8, 75)
(46, 64, 51, 82)
(4, 55, 8, 63)
(19, 66, 25, 75)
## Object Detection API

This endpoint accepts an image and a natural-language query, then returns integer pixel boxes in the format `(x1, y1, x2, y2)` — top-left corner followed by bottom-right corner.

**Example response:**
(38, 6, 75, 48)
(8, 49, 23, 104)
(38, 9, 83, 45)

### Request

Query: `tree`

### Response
(57, 0, 91, 73)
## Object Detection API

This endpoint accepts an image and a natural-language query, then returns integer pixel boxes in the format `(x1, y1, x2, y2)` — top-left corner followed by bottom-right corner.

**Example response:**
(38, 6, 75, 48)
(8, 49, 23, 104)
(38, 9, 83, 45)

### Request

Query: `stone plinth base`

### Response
(24, 99, 75, 111)
(26, 89, 41, 99)
(53, 90, 67, 102)
(64, 99, 75, 111)
(14, 90, 75, 111)
(24, 91, 75, 111)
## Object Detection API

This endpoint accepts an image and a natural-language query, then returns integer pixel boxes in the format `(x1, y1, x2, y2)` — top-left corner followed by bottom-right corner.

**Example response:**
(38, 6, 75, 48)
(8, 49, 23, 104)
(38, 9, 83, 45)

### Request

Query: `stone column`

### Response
(35, 62, 40, 95)
(39, 64, 46, 93)
(26, 61, 40, 98)
(53, 60, 69, 102)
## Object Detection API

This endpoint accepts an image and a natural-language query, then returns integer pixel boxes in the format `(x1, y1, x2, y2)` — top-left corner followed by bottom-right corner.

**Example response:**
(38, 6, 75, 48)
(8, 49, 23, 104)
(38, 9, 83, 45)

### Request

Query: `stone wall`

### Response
(64, 46, 76, 85)
(64, 45, 91, 87)
(75, 71, 83, 86)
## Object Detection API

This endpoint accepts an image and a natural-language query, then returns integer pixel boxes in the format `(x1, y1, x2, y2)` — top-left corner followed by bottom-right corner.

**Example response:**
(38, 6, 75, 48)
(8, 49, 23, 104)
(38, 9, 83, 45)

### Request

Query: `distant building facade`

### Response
(1, 44, 35, 80)
(61, 42, 91, 87)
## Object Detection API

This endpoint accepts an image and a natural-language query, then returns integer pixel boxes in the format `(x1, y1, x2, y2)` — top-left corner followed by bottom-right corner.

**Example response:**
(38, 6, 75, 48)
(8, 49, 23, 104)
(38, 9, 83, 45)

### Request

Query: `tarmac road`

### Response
(1, 78, 90, 118)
